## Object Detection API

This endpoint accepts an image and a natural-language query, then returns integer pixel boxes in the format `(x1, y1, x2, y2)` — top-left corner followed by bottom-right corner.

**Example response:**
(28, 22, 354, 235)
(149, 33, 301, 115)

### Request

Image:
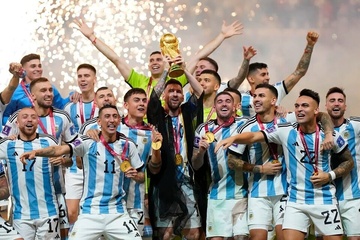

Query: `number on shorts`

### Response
(0, 221, 15, 233)
(22, 159, 36, 172)
(321, 208, 340, 225)
(137, 211, 144, 225)
(47, 217, 59, 233)
(123, 219, 138, 234)
(59, 204, 66, 218)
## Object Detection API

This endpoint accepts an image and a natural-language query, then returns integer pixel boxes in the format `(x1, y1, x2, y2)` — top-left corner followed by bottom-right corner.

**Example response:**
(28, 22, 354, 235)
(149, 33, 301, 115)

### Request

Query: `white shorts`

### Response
(156, 183, 201, 229)
(0, 217, 22, 240)
(206, 198, 248, 238)
(128, 209, 144, 236)
(57, 193, 69, 229)
(248, 194, 287, 230)
(13, 215, 60, 240)
(283, 202, 343, 236)
(65, 170, 83, 200)
(339, 198, 360, 236)
(69, 213, 142, 240)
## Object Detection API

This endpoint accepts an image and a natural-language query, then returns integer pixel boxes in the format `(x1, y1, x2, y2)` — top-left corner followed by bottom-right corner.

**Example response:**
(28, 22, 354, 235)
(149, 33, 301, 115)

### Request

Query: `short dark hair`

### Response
(96, 86, 110, 95)
(299, 88, 320, 105)
(150, 51, 162, 57)
(214, 91, 234, 103)
(98, 105, 119, 117)
(30, 77, 50, 92)
(77, 63, 96, 74)
(165, 79, 182, 89)
(248, 62, 268, 76)
(123, 88, 147, 102)
(200, 69, 221, 85)
(224, 87, 242, 102)
(255, 83, 278, 99)
(199, 57, 219, 72)
(20, 53, 40, 66)
(326, 87, 346, 99)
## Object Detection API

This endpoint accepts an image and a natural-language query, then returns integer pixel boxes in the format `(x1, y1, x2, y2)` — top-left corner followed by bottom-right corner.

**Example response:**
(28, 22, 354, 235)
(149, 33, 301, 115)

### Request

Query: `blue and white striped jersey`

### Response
(80, 116, 152, 210)
(240, 81, 287, 117)
(64, 100, 99, 174)
(1, 108, 78, 194)
(333, 117, 360, 200)
(194, 117, 248, 200)
(69, 134, 143, 214)
(0, 134, 59, 220)
(237, 115, 289, 198)
(263, 122, 347, 204)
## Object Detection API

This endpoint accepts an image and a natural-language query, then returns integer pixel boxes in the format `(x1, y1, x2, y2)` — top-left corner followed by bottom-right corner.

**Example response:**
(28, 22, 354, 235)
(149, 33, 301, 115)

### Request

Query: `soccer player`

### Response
(146, 60, 203, 239)
(21, 105, 162, 239)
(63, 63, 99, 226)
(2, 53, 70, 124)
(79, 87, 160, 238)
(325, 87, 360, 239)
(0, 162, 23, 240)
(1, 77, 78, 239)
(241, 32, 319, 117)
(192, 91, 249, 239)
(1, 108, 60, 239)
(216, 88, 354, 240)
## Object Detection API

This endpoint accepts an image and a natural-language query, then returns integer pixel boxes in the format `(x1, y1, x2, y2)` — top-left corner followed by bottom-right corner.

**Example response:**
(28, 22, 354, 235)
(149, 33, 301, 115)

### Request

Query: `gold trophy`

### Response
(160, 33, 184, 78)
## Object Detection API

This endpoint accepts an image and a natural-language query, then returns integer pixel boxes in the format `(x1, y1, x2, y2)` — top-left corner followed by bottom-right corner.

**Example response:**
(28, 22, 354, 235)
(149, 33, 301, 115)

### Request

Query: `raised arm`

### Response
(1, 63, 22, 104)
(184, 69, 203, 98)
(227, 46, 257, 89)
(191, 137, 209, 170)
(187, 20, 244, 74)
(73, 17, 132, 80)
(284, 31, 319, 92)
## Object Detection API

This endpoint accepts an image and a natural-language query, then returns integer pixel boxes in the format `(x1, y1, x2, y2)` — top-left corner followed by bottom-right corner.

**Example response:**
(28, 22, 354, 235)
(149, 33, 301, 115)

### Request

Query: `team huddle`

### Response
(0, 15, 358, 240)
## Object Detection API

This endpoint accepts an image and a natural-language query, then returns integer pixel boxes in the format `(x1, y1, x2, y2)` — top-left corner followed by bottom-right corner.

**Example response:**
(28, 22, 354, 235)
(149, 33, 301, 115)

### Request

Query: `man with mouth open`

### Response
(0, 107, 60, 239)
(325, 87, 360, 240)
(216, 88, 354, 240)
(191, 91, 249, 239)
(63, 63, 99, 231)
(21, 105, 162, 239)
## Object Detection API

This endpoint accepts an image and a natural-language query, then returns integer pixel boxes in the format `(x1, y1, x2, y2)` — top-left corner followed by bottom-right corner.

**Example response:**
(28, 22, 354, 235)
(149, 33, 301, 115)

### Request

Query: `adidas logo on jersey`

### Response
(135, 232, 141, 237)
(55, 234, 60, 239)
(334, 225, 342, 230)
(61, 219, 67, 225)
(13, 152, 18, 156)
(292, 141, 299, 146)
(75, 114, 80, 118)
(96, 151, 100, 156)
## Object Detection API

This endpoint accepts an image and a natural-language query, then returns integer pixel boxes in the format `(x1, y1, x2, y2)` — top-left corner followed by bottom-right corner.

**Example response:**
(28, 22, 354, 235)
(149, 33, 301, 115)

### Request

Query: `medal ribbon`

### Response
(256, 115, 278, 160)
(79, 99, 96, 125)
(299, 125, 319, 173)
(204, 116, 235, 135)
(100, 134, 129, 162)
(21, 81, 35, 107)
(37, 108, 56, 137)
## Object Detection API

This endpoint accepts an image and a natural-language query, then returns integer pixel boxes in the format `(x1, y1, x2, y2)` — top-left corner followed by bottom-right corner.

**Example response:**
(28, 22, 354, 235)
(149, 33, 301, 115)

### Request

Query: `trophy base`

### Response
(169, 64, 184, 78)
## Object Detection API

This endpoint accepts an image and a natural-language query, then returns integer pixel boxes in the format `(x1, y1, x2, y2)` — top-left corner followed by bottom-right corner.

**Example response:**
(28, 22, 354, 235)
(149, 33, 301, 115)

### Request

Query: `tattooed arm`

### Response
(20, 145, 71, 164)
(317, 112, 335, 150)
(284, 32, 319, 92)
(228, 152, 282, 175)
(227, 46, 257, 89)
(0, 176, 9, 200)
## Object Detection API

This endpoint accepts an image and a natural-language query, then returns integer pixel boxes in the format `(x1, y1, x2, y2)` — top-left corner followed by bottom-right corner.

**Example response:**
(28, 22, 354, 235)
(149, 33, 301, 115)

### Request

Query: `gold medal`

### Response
(205, 131, 215, 143)
(272, 159, 280, 164)
(120, 161, 131, 172)
(152, 141, 162, 150)
(174, 153, 183, 165)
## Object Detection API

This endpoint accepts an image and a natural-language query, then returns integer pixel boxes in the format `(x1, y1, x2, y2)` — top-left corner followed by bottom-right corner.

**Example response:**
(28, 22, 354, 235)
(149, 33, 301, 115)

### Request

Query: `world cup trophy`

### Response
(160, 33, 184, 78)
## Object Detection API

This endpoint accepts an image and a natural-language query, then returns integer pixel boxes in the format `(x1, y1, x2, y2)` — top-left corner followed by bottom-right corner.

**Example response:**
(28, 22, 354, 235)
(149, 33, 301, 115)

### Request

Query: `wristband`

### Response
(329, 171, 336, 181)
(148, 160, 161, 168)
